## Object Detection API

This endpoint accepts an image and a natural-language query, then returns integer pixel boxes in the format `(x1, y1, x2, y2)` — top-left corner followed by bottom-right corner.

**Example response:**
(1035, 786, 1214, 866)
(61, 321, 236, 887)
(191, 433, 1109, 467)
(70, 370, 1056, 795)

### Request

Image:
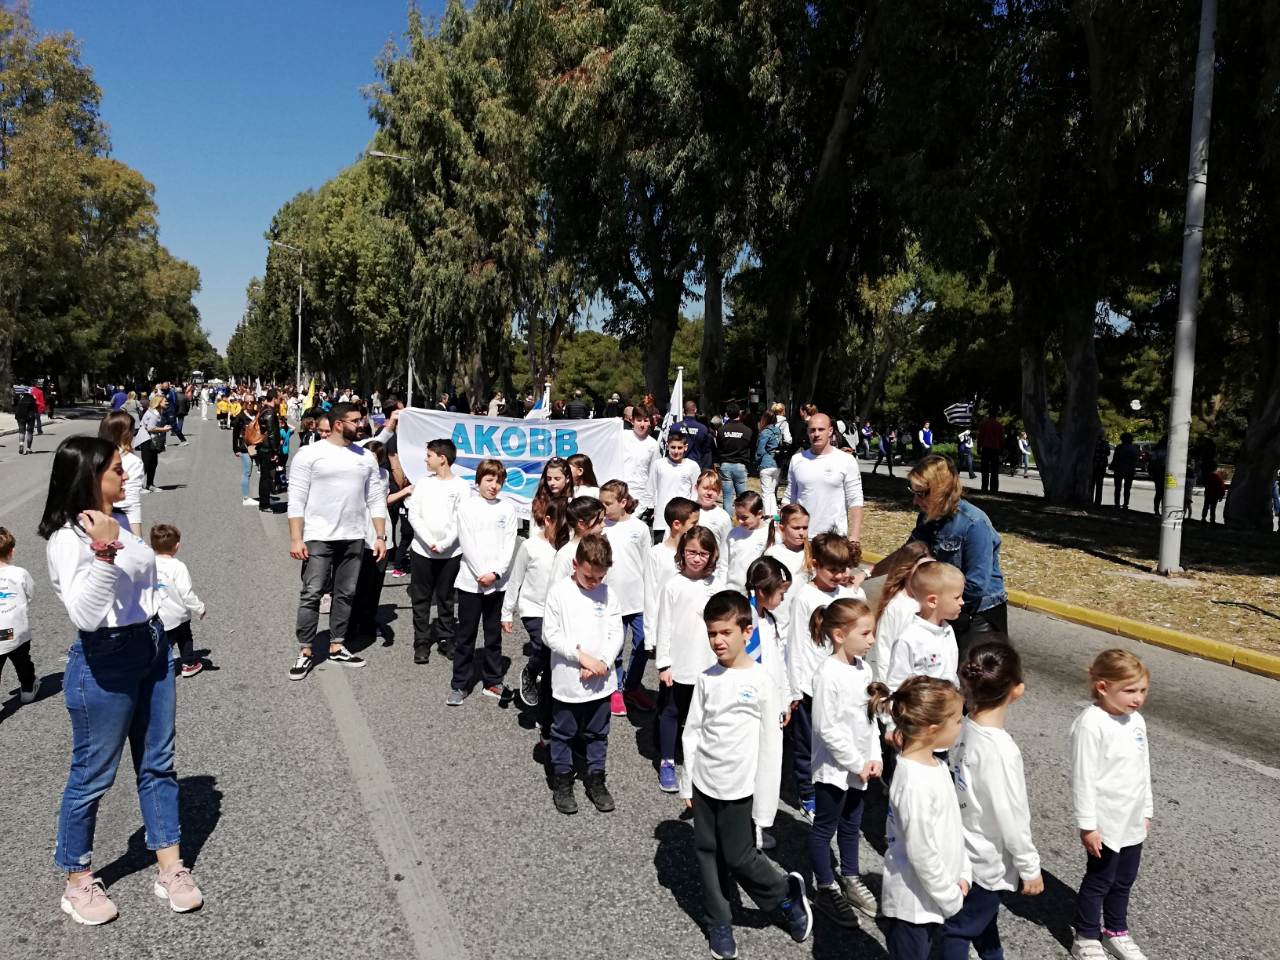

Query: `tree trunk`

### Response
(643, 278, 683, 406)
(764, 288, 797, 410)
(698, 258, 724, 414)
(857, 345, 895, 423)
(1225, 310, 1280, 530)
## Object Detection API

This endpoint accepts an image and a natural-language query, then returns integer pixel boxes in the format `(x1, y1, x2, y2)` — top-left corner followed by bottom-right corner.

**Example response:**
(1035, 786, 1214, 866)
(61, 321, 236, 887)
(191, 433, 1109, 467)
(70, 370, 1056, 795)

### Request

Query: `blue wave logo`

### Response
(454, 457, 543, 497)
(0, 590, 15, 600)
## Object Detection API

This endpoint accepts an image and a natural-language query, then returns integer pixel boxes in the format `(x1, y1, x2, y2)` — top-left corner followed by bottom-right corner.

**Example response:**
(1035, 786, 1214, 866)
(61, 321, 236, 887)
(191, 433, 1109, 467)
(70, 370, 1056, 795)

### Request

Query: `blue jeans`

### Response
(240, 452, 253, 498)
(56, 618, 179, 872)
(718, 462, 749, 509)
(809, 781, 865, 885)
(615, 612, 648, 690)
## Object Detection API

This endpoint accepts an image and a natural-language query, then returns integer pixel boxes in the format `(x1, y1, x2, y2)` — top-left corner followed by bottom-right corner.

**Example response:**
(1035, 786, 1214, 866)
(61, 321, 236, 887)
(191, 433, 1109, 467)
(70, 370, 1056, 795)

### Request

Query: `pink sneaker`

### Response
(154, 861, 204, 913)
(610, 690, 627, 716)
(61, 875, 118, 925)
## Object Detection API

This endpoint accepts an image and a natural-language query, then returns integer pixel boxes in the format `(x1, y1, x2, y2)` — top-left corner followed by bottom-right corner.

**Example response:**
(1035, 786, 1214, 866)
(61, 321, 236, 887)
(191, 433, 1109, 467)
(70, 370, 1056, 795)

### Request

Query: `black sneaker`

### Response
(532, 738, 549, 766)
(584, 771, 615, 813)
(288, 654, 313, 681)
(552, 773, 578, 815)
(413, 646, 431, 665)
(781, 872, 813, 942)
(438, 640, 454, 661)
(707, 923, 738, 960)
(815, 885, 861, 929)
(519, 663, 539, 707)
(327, 645, 365, 668)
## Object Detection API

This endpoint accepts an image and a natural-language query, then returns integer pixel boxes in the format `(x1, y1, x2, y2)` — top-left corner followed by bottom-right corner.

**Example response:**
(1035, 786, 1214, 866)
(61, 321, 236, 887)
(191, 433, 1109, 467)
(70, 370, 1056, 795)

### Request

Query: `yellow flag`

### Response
(305, 378, 315, 411)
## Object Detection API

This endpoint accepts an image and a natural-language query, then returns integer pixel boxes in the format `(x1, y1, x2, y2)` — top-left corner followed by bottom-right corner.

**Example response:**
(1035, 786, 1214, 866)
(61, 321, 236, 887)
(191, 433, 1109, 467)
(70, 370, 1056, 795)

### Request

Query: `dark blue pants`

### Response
(1073, 842, 1143, 940)
(550, 695, 611, 776)
(941, 883, 1003, 959)
(791, 694, 814, 803)
(657, 680, 694, 762)
(809, 781, 864, 885)
(452, 590, 504, 691)
(886, 918, 940, 960)
(523, 616, 551, 739)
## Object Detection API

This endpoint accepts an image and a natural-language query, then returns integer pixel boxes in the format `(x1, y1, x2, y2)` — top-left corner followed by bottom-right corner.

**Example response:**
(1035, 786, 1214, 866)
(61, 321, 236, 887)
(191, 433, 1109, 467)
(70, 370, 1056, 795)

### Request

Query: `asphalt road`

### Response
(2, 413, 1277, 960)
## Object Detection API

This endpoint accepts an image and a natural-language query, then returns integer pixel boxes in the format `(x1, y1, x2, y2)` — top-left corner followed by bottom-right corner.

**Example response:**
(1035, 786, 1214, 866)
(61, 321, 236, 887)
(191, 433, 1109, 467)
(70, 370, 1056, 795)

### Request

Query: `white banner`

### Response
(398, 410, 624, 518)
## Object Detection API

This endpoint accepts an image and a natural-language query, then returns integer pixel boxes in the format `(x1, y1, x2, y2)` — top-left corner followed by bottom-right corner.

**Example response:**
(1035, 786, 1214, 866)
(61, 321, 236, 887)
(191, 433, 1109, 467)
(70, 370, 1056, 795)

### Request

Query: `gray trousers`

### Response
(692, 786, 788, 925)
(296, 538, 363, 649)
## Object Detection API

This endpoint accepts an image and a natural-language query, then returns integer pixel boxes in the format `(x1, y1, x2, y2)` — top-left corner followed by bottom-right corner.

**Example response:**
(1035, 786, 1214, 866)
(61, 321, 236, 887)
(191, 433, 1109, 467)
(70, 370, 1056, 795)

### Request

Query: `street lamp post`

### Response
(271, 240, 304, 394)
(367, 150, 417, 407)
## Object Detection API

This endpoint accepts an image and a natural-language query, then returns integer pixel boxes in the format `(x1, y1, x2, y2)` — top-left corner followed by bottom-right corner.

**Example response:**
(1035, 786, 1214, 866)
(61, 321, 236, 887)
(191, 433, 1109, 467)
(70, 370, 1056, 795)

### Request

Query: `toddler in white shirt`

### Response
(0, 527, 38, 703)
(151, 524, 207, 679)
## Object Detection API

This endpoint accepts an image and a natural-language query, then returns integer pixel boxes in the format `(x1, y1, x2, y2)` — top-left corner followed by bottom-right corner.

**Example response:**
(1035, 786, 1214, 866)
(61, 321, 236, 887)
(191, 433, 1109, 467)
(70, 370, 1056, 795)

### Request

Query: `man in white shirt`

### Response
(620, 403, 661, 519)
(786, 413, 864, 544)
(286, 402, 388, 680)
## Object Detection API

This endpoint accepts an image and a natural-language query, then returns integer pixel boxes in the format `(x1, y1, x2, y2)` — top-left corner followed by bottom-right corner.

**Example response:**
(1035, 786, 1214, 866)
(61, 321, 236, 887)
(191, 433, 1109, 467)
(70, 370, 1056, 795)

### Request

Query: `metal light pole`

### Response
(367, 150, 417, 407)
(271, 240, 304, 394)
(1158, 0, 1217, 574)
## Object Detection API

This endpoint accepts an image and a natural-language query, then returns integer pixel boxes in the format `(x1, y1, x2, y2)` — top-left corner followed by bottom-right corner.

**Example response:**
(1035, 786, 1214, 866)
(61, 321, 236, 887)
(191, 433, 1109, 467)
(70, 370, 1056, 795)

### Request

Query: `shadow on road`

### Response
(0, 671, 64, 724)
(97, 774, 223, 888)
(1000, 867, 1079, 950)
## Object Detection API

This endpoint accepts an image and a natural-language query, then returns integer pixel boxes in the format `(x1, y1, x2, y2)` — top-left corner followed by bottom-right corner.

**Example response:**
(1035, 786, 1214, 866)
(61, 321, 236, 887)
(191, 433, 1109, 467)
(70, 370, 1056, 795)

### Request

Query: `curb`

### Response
(860, 549, 1280, 681)
(0, 407, 101, 439)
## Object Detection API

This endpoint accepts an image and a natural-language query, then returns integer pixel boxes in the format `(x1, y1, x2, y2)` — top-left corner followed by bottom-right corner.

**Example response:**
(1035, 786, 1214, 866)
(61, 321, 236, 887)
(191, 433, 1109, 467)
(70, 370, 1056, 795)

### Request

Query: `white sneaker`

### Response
(1071, 939, 1108, 960)
(1102, 934, 1148, 960)
(242, 497, 258, 506)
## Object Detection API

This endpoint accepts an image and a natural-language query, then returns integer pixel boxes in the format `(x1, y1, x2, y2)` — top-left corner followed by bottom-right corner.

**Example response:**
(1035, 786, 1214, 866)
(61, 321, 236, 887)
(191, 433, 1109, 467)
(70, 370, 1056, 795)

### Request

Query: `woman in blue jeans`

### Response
(40, 436, 203, 925)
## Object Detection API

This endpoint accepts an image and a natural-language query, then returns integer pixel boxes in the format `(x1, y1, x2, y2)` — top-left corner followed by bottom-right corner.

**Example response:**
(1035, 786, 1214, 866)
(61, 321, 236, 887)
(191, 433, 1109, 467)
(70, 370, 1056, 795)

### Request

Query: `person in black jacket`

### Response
(256, 389, 282, 512)
(173, 384, 191, 444)
(12, 387, 37, 455)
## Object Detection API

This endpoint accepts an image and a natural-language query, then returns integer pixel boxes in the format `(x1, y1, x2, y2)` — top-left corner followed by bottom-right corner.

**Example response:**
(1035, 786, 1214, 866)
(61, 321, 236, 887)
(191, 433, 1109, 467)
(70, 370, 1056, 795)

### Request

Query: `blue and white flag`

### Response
(944, 401, 973, 426)
(659, 366, 683, 447)
(524, 381, 551, 420)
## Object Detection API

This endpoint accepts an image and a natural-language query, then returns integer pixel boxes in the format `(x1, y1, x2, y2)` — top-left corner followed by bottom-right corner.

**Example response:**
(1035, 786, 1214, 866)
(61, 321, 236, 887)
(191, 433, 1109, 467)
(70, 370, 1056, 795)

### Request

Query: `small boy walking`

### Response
(0, 527, 38, 704)
(151, 524, 208, 678)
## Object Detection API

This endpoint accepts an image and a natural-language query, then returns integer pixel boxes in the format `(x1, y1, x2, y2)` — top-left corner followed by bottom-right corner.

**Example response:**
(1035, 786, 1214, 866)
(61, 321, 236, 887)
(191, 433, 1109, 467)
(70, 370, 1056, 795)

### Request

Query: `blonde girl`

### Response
(600, 480, 653, 715)
(726, 490, 770, 592)
(693, 469, 731, 579)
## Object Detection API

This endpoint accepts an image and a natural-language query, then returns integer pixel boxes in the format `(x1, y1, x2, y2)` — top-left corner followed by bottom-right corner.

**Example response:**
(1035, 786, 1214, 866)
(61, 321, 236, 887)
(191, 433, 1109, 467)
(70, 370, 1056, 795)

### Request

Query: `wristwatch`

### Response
(376, 535, 388, 542)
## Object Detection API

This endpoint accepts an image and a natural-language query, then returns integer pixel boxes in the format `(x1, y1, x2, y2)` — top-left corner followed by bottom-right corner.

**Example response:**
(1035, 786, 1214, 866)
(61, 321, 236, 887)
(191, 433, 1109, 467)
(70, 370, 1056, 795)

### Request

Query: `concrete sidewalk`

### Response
(0, 404, 103, 438)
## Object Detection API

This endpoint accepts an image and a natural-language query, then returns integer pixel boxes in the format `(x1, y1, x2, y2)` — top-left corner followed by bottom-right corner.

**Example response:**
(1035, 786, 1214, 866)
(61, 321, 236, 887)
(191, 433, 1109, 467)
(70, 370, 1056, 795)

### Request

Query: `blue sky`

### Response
(32, 0, 444, 351)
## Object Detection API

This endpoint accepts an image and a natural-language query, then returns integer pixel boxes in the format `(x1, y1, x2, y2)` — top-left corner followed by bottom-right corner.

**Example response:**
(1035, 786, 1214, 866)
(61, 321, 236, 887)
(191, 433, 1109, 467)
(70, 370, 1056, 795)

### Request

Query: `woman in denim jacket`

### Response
(880, 455, 1008, 656)
(755, 412, 783, 518)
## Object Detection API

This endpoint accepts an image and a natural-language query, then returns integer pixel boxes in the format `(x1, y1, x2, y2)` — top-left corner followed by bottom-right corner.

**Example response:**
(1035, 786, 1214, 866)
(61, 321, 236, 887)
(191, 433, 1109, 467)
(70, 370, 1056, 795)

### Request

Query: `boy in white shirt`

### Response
(680, 590, 813, 960)
(651, 434, 702, 544)
(883, 561, 963, 701)
(407, 438, 472, 664)
(542, 534, 624, 815)
(151, 524, 207, 679)
(0, 527, 38, 704)
(449, 459, 518, 706)
(621, 404, 661, 520)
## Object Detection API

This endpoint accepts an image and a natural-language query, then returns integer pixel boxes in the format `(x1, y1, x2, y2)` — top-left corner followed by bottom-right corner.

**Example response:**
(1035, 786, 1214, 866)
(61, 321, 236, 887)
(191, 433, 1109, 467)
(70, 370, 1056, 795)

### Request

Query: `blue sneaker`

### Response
(780, 872, 812, 942)
(658, 760, 679, 793)
(708, 923, 738, 959)
(800, 796, 816, 822)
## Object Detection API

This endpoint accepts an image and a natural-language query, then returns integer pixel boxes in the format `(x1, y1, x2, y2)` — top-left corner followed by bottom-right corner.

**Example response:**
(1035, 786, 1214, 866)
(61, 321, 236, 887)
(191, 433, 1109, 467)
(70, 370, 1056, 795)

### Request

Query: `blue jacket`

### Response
(909, 498, 1007, 613)
(675, 416, 714, 471)
(756, 424, 782, 470)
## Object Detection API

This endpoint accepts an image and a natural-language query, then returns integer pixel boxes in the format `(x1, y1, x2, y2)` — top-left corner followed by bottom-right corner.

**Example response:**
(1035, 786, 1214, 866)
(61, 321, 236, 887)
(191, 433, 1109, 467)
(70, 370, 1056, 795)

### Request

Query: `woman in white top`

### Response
(39, 437, 202, 925)
(98, 410, 145, 532)
(135, 394, 171, 493)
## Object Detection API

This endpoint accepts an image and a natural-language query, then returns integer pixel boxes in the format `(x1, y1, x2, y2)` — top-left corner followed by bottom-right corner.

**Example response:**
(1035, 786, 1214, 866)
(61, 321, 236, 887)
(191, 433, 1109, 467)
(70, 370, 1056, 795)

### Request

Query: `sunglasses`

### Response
(908, 483, 929, 497)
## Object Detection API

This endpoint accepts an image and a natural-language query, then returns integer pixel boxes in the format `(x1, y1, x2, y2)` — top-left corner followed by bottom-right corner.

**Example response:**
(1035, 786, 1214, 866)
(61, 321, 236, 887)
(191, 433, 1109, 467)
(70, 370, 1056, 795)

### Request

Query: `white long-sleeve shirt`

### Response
(501, 535, 557, 621)
(0, 564, 35, 654)
(753, 607, 790, 717)
(643, 542, 678, 651)
(680, 661, 783, 828)
(786, 582, 863, 700)
(1071, 705, 1153, 851)
(364, 466, 390, 549)
(454, 497, 518, 594)
(949, 719, 1041, 892)
(726, 524, 770, 593)
(542, 577, 624, 703)
(810, 655, 882, 790)
(885, 615, 959, 693)
(872, 589, 918, 683)
(763, 541, 809, 639)
(287, 440, 388, 543)
(603, 517, 650, 616)
(651, 458, 702, 532)
(882, 756, 972, 923)
(785, 448, 863, 536)
(550, 536, 579, 587)
(654, 573, 718, 683)
(155, 554, 205, 631)
(46, 517, 159, 632)
(406, 474, 472, 559)
(621, 430, 661, 509)
(114, 451, 144, 528)
(697, 505, 732, 581)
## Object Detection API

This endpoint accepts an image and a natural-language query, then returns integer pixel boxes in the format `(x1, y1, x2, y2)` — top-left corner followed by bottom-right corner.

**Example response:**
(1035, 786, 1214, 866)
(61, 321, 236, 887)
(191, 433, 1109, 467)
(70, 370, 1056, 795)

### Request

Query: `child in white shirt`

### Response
(600, 480, 653, 717)
(406, 438, 471, 664)
(542, 534, 624, 815)
(505, 502, 566, 744)
(694, 470, 732, 582)
(0, 527, 38, 703)
(726, 491, 770, 592)
(763, 503, 811, 641)
(680, 589, 813, 959)
(1070, 650, 1154, 960)
(872, 675, 971, 959)
(884, 561, 963, 704)
(945, 643, 1043, 959)
(567, 453, 600, 500)
(651, 433, 701, 541)
(550, 496, 605, 585)
(871, 542, 932, 682)
(449, 459, 518, 704)
(642, 497, 700, 653)
(654, 525, 720, 793)
(151, 524, 207, 679)
(808, 598, 883, 928)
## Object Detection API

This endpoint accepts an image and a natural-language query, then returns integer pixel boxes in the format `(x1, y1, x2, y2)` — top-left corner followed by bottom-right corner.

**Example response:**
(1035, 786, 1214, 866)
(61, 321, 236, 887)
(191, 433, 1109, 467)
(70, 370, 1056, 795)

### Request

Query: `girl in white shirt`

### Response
(694, 471, 732, 582)
(726, 491, 770, 592)
(762, 503, 811, 641)
(945, 643, 1043, 960)
(1070, 650, 1153, 960)
(99, 411, 144, 531)
(550, 496, 605, 585)
(870, 675, 970, 960)
(567, 453, 600, 500)
(654, 525, 720, 793)
(600, 480, 653, 716)
(506, 503, 567, 742)
(871, 541, 932, 683)
(743, 555, 793, 851)
(808, 598, 883, 928)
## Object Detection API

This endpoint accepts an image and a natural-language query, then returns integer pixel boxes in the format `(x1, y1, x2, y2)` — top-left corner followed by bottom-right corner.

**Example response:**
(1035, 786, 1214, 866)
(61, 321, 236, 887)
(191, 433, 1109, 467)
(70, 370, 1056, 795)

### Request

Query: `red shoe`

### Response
(623, 688, 656, 712)
(610, 690, 627, 716)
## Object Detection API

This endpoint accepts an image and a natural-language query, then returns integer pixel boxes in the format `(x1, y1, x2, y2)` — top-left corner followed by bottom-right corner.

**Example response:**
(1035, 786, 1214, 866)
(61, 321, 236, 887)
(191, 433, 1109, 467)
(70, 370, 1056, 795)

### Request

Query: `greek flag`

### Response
(746, 595, 762, 664)
(944, 401, 973, 426)
(524, 381, 551, 420)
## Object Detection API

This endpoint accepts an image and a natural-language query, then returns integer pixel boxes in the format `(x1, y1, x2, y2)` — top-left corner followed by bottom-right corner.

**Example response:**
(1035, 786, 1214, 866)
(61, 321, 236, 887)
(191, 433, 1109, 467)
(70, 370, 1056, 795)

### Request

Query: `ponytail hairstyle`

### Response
(544, 497, 571, 550)
(733, 490, 765, 522)
(765, 502, 811, 553)
(675, 525, 719, 576)
(567, 453, 599, 487)
(809, 597, 873, 649)
(599, 478, 638, 515)
(745, 555, 791, 620)
(810, 531, 859, 574)
(958, 641, 1023, 713)
(875, 541, 934, 624)
(532, 457, 574, 525)
(1088, 649, 1150, 701)
(565, 495, 605, 536)
(867, 675, 964, 746)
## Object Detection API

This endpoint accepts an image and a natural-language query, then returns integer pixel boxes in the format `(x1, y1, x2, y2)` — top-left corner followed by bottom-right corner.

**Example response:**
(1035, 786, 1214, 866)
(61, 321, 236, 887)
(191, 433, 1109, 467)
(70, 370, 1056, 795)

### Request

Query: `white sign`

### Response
(398, 410, 624, 517)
